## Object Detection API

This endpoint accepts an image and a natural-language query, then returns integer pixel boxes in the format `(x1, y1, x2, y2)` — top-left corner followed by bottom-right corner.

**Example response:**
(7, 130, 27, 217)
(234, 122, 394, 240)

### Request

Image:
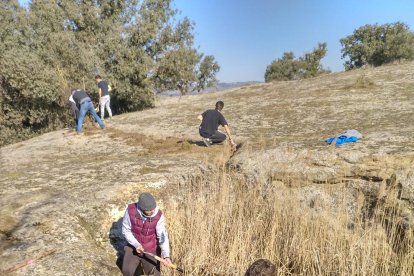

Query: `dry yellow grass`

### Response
(163, 167, 413, 275)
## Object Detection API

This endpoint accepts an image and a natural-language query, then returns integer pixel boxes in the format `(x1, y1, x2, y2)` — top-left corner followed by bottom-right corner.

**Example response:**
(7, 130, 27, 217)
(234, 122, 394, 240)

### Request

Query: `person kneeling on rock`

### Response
(121, 192, 172, 276)
(198, 100, 236, 148)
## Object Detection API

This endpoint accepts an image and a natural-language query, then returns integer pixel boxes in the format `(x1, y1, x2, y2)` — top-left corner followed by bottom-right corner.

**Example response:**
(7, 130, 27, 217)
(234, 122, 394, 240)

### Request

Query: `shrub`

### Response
(340, 22, 414, 70)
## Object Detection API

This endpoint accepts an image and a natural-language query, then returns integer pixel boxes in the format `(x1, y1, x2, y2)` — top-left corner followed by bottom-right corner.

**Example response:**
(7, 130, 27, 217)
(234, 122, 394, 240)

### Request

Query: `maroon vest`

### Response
(127, 203, 162, 253)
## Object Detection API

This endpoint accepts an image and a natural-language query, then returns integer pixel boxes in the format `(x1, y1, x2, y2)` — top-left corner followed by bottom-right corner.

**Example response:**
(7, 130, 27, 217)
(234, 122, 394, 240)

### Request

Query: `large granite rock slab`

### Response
(1, 61, 413, 274)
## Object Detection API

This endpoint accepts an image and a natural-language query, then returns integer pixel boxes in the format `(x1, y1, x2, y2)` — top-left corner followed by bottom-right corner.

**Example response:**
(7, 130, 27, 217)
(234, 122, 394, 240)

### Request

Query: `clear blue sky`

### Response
(19, 0, 414, 83)
(173, 0, 414, 82)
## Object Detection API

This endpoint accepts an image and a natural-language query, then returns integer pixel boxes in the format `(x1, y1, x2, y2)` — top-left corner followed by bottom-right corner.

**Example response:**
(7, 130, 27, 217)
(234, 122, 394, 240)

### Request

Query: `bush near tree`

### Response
(0, 0, 219, 146)
(340, 22, 414, 70)
(265, 43, 329, 82)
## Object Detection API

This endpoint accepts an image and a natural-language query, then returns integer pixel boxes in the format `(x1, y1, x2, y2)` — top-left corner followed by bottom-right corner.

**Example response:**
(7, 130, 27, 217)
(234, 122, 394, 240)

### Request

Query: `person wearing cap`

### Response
(198, 100, 236, 147)
(71, 89, 105, 134)
(121, 192, 172, 276)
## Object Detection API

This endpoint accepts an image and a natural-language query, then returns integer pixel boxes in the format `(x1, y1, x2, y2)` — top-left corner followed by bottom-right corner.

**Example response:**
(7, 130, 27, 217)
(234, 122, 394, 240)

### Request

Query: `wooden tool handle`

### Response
(144, 252, 182, 272)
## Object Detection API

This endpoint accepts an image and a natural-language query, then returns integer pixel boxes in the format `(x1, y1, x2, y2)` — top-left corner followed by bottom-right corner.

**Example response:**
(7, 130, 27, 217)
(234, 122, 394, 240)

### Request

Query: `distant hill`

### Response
(211, 81, 262, 91)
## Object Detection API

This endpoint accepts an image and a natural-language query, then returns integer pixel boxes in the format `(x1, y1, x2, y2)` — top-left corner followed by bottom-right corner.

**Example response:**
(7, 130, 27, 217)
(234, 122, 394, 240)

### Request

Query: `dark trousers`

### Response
(200, 130, 227, 143)
(122, 245, 160, 276)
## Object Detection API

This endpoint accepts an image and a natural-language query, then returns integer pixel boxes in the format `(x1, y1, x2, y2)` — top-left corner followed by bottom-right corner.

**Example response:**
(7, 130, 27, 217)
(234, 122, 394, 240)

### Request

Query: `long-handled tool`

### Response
(144, 252, 184, 273)
(2, 249, 56, 273)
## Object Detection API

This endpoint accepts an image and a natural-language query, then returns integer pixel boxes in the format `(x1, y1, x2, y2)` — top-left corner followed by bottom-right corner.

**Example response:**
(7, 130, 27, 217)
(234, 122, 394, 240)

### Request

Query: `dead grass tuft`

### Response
(164, 169, 414, 275)
(350, 74, 375, 89)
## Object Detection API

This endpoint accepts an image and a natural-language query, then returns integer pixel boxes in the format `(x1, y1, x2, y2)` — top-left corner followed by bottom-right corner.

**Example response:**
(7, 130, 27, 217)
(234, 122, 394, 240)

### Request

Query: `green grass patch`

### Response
(140, 165, 170, 175)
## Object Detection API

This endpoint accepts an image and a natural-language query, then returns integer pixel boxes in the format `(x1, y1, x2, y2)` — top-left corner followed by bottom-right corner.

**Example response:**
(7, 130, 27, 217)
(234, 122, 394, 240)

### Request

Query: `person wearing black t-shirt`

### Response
(198, 101, 236, 147)
(95, 75, 113, 120)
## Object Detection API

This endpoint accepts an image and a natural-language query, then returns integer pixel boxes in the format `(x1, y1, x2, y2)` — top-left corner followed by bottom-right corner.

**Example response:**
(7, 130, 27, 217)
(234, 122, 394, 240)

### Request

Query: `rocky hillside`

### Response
(1, 61, 413, 275)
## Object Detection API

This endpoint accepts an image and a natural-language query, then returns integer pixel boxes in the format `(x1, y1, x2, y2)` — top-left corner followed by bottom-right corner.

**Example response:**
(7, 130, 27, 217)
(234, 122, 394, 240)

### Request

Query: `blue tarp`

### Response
(325, 135, 359, 145)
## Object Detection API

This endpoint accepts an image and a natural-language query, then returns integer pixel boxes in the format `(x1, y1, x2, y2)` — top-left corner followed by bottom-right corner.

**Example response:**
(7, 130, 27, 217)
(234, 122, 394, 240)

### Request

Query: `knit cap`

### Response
(138, 192, 156, 211)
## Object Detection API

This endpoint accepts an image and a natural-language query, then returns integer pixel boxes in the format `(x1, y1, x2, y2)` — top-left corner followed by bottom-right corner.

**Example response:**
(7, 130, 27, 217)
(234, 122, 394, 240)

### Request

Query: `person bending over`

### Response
(68, 94, 79, 128)
(71, 89, 105, 134)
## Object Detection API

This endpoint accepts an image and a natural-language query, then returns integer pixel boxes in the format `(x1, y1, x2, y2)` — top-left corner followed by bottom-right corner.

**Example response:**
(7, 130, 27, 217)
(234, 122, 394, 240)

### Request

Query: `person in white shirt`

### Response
(121, 192, 172, 276)
(95, 75, 113, 120)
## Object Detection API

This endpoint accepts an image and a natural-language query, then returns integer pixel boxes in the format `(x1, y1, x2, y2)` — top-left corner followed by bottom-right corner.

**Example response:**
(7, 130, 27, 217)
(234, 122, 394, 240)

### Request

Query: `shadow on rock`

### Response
(109, 218, 149, 275)
(176, 139, 205, 147)
(1, 194, 56, 252)
(177, 139, 239, 148)
(109, 217, 126, 272)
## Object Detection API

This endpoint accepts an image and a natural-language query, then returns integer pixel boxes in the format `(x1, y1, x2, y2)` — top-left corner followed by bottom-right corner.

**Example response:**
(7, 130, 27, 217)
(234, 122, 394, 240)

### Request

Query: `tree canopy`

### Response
(265, 43, 329, 82)
(0, 0, 219, 146)
(340, 22, 414, 70)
